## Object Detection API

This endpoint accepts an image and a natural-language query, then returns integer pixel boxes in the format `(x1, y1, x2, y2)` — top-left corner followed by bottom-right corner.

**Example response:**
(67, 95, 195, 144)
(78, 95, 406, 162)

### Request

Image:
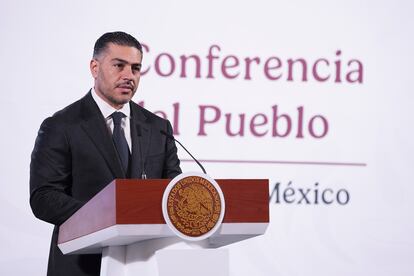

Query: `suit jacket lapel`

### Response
(130, 103, 152, 179)
(79, 92, 126, 179)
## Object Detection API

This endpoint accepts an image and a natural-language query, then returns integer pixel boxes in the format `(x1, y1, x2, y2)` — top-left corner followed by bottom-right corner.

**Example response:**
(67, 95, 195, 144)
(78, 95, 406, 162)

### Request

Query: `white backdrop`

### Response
(1, 0, 413, 275)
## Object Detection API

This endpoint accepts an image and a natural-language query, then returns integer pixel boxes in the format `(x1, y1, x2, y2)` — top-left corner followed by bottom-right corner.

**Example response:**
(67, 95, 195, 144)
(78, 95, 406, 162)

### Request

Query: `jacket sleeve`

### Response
(162, 120, 182, 179)
(30, 117, 83, 226)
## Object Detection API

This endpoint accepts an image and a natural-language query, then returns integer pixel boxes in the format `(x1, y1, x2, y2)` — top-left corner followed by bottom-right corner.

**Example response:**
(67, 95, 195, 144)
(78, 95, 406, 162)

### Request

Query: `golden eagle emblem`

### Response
(166, 176, 222, 237)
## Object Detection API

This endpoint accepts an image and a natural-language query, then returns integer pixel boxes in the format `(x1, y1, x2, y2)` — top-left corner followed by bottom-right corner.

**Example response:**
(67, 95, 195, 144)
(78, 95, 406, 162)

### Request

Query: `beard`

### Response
(107, 94, 131, 105)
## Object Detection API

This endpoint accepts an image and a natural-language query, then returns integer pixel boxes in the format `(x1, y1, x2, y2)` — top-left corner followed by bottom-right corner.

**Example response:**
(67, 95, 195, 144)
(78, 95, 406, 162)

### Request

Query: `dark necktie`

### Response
(111, 112, 130, 174)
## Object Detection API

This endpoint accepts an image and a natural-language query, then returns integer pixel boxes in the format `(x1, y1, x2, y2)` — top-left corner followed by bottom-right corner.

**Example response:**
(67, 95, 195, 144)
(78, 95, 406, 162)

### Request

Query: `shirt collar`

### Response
(91, 88, 131, 119)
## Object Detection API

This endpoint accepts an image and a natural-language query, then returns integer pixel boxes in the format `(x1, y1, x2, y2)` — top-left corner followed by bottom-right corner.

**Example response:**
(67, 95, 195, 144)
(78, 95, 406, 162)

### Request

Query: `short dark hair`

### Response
(93, 31, 142, 58)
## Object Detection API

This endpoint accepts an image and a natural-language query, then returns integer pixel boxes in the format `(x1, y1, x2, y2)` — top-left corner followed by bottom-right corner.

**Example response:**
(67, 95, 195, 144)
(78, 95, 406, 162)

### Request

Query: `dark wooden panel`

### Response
(218, 179, 269, 223)
(116, 179, 167, 224)
(114, 179, 269, 224)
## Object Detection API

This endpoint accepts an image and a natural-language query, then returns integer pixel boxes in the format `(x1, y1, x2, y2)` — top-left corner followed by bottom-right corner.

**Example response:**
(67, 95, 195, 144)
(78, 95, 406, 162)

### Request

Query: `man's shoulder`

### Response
(130, 101, 169, 125)
(54, 98, 84, 118)
(43, 93, 92, 127)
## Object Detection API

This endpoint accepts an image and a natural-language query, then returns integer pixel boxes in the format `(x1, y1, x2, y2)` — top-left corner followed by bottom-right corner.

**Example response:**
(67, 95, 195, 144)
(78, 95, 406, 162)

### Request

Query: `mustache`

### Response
(116, 80, 135, 90)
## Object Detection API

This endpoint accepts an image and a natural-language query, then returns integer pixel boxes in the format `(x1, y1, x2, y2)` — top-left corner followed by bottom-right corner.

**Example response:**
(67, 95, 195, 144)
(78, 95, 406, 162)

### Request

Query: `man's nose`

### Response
(122, 66, 135, 80)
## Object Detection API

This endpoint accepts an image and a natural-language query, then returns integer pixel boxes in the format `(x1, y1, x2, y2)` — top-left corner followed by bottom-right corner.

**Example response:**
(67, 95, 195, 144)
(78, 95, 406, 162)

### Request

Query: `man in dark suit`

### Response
(30, 32, 182, 276)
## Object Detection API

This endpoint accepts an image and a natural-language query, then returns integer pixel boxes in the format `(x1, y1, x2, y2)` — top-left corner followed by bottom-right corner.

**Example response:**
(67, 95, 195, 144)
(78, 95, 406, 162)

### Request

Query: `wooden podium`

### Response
(58, 178, 269, 276)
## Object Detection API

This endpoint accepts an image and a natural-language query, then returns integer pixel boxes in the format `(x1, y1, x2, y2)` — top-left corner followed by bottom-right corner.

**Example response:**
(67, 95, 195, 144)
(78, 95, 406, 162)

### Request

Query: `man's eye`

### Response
(132, 66, 141, 72)
(114, 64, 124, 68)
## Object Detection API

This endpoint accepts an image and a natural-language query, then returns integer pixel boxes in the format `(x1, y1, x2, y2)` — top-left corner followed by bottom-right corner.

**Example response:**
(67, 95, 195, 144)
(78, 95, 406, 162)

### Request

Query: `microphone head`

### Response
(159, 128, 207, 174)
(160, 129, 174, 139)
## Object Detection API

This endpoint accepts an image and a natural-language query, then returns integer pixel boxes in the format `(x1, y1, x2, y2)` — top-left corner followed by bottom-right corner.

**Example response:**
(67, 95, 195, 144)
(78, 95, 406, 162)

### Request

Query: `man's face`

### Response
(90, 43, 142, 109)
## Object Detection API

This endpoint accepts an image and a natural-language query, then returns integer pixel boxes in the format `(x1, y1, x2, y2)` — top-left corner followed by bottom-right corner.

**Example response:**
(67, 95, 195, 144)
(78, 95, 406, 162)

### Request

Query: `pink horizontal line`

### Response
(181, 159, 367, 167)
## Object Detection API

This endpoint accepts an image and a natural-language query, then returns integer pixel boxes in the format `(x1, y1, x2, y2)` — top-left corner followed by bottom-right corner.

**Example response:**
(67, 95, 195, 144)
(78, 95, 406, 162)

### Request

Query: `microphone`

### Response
(160, 130, 207, 174)
(136, 125, 147, 179)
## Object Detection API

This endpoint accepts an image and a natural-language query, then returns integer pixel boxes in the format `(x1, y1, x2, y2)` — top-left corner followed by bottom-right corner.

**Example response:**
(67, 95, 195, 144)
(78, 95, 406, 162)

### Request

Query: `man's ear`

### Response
(90, 59, 98, 79)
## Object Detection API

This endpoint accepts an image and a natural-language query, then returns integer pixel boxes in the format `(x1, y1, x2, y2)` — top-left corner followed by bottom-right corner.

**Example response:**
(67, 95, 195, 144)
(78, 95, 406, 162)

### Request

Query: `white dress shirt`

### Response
(91, 88, 132, 152)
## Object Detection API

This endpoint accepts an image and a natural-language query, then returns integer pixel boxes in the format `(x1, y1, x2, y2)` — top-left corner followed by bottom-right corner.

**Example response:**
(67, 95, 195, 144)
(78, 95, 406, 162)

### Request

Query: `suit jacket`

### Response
(30, 91, 182, 276)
